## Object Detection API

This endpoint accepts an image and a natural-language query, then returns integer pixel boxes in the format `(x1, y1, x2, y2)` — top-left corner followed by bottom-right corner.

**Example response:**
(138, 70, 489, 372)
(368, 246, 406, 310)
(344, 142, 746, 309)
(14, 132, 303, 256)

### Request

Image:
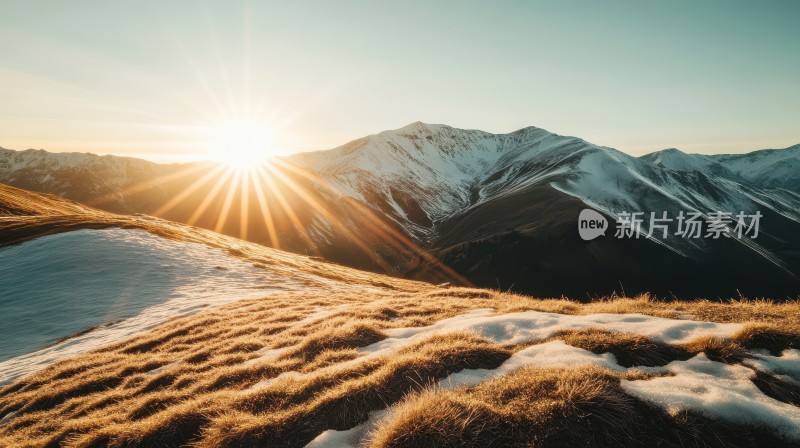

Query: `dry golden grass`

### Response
(680, 335, 748, 364)
(367, 366, 795, 448)
(0, 286, 798, 447)
(0, 184, 93, 216)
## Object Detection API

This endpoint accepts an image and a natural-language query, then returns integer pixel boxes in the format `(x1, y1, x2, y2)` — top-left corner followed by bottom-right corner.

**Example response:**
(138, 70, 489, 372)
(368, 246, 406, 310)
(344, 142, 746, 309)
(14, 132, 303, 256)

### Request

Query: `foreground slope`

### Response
(1, 288, 799, 447)
(1, 228, 272, 368)
(0, 185, 799, 447)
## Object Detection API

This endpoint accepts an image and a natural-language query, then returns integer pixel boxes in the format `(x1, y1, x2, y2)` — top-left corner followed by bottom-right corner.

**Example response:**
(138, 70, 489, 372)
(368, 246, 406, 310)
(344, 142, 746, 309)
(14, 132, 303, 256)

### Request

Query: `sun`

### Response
(209, 119, 274, 169)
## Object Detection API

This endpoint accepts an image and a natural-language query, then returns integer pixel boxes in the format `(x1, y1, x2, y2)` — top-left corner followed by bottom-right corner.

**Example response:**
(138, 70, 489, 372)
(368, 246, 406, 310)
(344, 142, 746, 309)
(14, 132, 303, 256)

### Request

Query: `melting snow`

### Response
(301, 309, 800, 446)
(745, 349, 800, 378)
(623, 355, 800, 440)
(0, 228, 297, 384)
(305, 410, 388, 448)
(361, 308, 742, 356)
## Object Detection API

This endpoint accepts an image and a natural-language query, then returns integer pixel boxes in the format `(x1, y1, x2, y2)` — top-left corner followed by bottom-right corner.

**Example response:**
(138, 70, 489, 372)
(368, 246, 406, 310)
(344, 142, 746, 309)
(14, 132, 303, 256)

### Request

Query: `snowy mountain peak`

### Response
(292, 124, 680, 238)
(290, 124, 578, 226)
(640, 147, 724, 173)
(391, 121, 446, 133)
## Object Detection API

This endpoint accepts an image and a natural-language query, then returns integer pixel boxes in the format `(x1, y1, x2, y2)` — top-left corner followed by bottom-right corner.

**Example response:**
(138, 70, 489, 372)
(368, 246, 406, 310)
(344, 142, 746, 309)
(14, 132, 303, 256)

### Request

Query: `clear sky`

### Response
(0, 0, 798, 163)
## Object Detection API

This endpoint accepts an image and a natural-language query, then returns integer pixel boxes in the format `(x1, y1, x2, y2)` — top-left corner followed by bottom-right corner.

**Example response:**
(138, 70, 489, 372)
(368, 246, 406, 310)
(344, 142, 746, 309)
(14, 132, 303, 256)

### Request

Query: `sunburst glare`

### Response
(209, 119, 275, 169)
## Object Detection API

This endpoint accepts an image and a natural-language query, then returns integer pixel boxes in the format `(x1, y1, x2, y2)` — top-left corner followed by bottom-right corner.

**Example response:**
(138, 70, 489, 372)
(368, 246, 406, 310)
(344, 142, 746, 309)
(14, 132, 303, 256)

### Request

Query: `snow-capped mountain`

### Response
(289, 123, 800, 251)
(291, 124, 800, 241)
(289, 123, 800, 298)
(639, 148, 744, 183)
(642, 144, 800, 193)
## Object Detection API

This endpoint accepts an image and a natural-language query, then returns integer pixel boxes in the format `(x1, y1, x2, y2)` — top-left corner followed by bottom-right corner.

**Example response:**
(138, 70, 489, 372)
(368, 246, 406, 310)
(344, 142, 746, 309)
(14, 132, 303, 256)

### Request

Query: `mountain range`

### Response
(2, 123, 799, 299)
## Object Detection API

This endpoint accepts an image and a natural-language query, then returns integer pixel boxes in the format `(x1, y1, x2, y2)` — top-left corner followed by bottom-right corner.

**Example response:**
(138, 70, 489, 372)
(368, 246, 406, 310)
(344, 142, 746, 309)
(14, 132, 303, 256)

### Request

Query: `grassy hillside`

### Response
(1, 183, 799, 447)
(1, 288, 799, 447)
(0, 183, 427, 290)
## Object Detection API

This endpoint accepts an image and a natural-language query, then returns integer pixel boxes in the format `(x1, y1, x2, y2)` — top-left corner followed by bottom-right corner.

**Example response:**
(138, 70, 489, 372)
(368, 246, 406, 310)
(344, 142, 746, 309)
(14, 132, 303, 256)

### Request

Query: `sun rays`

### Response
(103, 150, 469, 286)
(1, 1, 471, 289)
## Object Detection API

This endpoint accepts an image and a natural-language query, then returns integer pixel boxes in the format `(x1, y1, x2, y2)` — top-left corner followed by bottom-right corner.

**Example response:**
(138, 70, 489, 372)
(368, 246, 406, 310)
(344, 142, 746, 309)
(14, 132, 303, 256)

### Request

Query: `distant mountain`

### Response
(0, 147, 186, 213)
(639, 148, 743, 183)
(2, 125, 799, 299)
(642, 144, 800, 193)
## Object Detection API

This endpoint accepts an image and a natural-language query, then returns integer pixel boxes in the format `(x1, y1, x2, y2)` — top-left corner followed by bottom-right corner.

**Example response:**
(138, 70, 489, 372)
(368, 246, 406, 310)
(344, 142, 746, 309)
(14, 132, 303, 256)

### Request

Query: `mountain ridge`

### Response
(641, 143, 800, 193)
(2, 123, 799, 299)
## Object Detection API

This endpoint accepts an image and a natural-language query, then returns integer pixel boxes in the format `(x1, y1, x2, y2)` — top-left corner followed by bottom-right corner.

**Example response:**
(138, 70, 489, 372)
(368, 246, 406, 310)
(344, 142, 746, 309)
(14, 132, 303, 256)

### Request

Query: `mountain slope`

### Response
(0, 183, 420, 290)
(290, 123, 800, 299)
(0, 182, 94, 216)
(0, 150, 450, 283)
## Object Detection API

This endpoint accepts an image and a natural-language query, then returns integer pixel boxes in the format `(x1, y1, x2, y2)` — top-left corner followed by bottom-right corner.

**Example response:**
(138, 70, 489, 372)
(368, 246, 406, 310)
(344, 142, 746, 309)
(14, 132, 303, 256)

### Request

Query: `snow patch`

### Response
(623, 355, 800, 440)
(305, 410, 388, 448)
(0, 228, 301, 384)
(325, 309, 800, 444)
(745, 349, 800, 379)
(361, 308, 742, 356)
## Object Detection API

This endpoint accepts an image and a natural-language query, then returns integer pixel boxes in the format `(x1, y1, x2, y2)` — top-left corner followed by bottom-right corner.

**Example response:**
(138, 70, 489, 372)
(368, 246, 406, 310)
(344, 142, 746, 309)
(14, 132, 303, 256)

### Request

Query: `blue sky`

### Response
(0, 1, 797, 162)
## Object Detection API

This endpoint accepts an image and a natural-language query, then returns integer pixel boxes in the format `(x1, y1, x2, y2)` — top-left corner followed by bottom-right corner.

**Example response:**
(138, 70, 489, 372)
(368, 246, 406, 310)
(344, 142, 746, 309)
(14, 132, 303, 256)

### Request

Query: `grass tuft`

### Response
(200, 333, 510, 448)
(549, 328, 692, 367)
(280, 322, 387, 362)
(750, 370, 800, 407)
(733, 324, 800, 356)
(681, 336, 747, 364)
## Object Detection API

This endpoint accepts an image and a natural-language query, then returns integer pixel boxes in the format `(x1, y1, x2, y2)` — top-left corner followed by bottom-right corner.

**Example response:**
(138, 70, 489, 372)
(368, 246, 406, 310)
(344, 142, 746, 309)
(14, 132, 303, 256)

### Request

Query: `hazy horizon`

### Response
(2, 120, 799, 165)
(1, 0, 798, 163)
